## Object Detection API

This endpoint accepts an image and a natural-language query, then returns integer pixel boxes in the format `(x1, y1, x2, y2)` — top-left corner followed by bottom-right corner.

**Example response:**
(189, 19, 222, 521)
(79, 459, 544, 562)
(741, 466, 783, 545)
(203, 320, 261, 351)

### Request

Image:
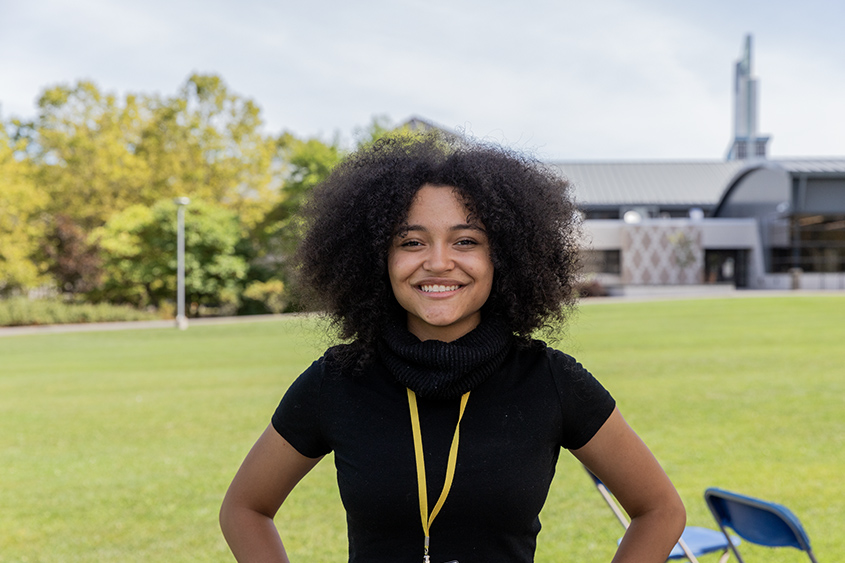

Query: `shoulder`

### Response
(288, 344, 387, 402)
(511, 339, 588, 382)
(280, 344, 361, 399)
(518, 341, 616, 449)
(319, 343, 374, 377)
(499, 339, 603, 399)
(271, 345, 369, 457)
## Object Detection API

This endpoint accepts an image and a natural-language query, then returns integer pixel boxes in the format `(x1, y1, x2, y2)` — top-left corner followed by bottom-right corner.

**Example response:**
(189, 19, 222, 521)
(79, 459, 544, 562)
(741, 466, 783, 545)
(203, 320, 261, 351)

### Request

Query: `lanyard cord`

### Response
(407, 388, 470, 562)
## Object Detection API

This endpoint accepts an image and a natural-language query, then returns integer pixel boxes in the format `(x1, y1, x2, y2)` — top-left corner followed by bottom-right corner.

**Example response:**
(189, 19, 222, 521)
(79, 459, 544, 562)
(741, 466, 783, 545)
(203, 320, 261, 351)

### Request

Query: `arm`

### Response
(220, 424, 323, 563)
(572, 407, 686, 563)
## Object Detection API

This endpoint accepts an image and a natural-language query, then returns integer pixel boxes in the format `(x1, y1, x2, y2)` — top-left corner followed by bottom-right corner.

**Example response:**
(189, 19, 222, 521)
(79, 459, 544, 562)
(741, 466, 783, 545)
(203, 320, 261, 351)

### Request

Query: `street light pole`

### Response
(175, 197, 191, 330)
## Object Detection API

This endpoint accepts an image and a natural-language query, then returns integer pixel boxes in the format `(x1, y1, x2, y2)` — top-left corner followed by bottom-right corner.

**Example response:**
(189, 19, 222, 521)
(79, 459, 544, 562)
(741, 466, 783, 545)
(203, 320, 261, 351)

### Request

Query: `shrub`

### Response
(242, 279, 288, 314)
(0, 297, 158, 327)
(575, 278, 608, 298)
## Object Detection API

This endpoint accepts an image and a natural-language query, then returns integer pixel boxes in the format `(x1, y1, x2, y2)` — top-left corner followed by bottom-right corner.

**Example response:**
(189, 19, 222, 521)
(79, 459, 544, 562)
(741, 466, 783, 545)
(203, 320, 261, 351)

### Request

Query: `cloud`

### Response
(2, 0, 843, 159)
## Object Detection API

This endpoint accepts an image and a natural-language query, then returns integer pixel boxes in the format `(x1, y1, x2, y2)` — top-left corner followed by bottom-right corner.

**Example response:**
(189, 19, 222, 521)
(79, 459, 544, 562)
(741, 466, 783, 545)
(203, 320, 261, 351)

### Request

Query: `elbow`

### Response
(219, 498, 234, 538)
(668, 494, 687, 542)
(219, 493, 244, 542)
(219, 493, 277, 544)
(219, 498, 254, 555)
(632, 491, 687, 544)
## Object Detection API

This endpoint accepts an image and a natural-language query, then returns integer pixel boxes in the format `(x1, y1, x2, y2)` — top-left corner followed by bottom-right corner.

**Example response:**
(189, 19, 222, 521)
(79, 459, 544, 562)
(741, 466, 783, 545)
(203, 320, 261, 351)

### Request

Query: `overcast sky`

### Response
(2, 0, 843, 160)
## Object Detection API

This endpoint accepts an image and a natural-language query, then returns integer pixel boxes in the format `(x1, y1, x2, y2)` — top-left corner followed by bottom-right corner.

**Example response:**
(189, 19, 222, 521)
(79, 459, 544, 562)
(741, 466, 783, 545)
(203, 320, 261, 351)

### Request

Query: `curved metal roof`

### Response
(549, 161, 746, 207)
(550, 158, 845, 208)
(772, 158, 845, 175)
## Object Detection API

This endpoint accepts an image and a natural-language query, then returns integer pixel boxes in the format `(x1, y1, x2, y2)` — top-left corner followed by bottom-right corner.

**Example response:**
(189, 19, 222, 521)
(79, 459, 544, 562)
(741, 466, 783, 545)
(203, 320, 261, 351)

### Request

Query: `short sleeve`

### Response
(271, 358, 332, 458)
(548, 350, 616, 450)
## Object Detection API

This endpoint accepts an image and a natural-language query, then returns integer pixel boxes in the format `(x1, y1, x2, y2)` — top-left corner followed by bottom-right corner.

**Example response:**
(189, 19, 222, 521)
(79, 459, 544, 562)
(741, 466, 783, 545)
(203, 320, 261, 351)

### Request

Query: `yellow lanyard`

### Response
(407, 388, 470, 563)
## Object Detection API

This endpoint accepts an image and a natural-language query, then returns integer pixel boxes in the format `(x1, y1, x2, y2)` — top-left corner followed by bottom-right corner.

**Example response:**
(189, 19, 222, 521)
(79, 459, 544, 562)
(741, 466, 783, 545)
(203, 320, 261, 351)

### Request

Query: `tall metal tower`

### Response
(726, 35, 770, 160)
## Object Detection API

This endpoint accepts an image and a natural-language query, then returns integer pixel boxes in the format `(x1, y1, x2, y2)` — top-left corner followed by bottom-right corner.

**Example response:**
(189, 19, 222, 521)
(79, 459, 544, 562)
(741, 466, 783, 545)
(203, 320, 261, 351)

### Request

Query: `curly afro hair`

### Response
(295, 133, 581, 357)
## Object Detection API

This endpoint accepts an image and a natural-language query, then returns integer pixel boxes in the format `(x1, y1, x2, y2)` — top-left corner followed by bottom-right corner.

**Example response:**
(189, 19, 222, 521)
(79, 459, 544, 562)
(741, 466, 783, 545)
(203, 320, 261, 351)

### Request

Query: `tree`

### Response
(25, 81, 153, 229)
(246, 132, 342, 305)
(40, 214, 103, 295)
(242, 278, 288, 314)
(0, 125, 47, 294)
(352, 114, 440, 150)
(136, 74, 284, 229)
(278, 132, 343, 216)
(93, 199, 248, 314)
(20, 75, 284, 230)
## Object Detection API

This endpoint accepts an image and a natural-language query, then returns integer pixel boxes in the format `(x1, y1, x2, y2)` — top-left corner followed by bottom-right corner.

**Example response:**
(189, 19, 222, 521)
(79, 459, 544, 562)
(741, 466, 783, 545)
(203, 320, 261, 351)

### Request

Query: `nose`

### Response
(423, 242, 454, 272)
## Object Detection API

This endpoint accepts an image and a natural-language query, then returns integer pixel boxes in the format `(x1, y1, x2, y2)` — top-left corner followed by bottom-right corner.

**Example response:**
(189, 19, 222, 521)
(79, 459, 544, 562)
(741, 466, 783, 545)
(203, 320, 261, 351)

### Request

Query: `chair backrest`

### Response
(704, 487, 818, 563)
(584, 466, 703, 562)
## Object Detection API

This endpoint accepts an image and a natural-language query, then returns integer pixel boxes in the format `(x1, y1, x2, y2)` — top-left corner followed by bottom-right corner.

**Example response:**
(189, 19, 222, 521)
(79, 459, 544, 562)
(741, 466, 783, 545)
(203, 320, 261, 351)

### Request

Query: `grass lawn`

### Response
(1, 295, 842, 562)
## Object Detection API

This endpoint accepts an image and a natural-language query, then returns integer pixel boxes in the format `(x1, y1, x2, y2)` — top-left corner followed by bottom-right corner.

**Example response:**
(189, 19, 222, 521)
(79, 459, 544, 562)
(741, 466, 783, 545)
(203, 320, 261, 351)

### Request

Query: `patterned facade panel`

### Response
(621, 224, 704, 285)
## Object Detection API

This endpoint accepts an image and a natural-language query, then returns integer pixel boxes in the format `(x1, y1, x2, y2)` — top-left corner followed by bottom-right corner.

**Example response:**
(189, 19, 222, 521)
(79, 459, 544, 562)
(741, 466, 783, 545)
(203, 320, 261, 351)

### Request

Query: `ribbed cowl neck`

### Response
(377, 317, 513, 400)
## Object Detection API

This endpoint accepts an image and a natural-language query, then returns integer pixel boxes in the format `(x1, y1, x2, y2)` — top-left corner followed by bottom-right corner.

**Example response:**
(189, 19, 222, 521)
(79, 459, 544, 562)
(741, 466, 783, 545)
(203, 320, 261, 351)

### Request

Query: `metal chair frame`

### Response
(585, 467, 733, 563)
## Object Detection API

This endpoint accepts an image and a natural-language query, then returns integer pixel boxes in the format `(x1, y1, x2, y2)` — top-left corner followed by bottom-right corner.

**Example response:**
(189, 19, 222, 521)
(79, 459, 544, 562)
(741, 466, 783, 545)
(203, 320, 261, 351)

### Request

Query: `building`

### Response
(554, 35, 845, 294)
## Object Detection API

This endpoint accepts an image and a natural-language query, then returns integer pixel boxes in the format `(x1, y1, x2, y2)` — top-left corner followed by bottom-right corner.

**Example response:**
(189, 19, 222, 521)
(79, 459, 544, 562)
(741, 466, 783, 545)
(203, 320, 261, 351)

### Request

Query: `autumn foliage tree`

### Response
(1, 74, 350, 313)
(135, 74, 285, 229)
(23, 81, 152, 230)
(0, 126, 46, 295)
(40, 214, 103, 295)
(19, 75, 284, 230)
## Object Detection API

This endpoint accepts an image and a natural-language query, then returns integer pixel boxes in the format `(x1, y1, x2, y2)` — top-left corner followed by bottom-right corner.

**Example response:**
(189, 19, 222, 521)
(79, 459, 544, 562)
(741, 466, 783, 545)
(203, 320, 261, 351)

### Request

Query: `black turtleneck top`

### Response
(272, 337, 615, 563)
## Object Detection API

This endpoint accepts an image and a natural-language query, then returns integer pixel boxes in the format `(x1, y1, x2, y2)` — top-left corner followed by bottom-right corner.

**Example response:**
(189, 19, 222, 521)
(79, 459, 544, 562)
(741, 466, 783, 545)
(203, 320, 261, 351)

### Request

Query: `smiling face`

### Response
(387, 184, 494, 342)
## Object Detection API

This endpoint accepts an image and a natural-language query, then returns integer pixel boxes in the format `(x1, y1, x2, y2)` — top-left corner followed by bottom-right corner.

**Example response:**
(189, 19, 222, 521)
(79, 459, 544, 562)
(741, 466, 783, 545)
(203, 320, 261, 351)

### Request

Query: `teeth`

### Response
(420, 284, 460, 293)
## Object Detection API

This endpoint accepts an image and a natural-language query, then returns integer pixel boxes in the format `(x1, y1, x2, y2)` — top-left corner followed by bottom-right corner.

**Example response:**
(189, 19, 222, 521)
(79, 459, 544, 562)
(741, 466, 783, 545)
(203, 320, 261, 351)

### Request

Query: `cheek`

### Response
(472, 259, 495, 300)
(480, 275, 494, 301)
(387, 254, 417, 297)
(474, 256, 495, 283)
(387, 254, 403, 284)
(386, 250, 400, 282)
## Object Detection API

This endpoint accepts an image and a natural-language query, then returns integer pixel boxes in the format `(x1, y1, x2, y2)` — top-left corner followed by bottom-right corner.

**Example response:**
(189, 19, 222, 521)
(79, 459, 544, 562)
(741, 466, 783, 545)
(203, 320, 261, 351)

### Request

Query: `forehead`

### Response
(404, 184, 476, 224)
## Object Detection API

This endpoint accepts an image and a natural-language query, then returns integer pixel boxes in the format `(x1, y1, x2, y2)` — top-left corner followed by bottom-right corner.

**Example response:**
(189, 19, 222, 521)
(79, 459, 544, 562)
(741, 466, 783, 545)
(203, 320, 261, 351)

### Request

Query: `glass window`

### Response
(580, 250, 621, 274)
(772, 215, 845, 272)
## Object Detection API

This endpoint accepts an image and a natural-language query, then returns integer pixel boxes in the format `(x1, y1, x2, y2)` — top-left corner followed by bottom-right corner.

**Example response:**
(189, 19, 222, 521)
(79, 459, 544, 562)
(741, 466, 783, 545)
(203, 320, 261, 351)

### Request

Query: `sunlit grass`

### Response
(1, 295, 842, 562)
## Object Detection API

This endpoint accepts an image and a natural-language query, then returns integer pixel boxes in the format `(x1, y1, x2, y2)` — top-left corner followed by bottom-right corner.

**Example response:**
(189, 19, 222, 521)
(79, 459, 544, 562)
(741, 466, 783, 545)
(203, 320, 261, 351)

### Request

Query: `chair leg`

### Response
(676, 537, 700, 563)
(717, 549, 731, 563)
(713, 522, 745, 563)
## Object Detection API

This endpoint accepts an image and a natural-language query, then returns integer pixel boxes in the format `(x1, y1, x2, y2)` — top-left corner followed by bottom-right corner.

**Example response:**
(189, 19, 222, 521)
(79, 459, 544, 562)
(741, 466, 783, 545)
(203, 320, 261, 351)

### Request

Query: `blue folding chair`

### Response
(584, 467, 734, 562)
(704, 488, 819, 562)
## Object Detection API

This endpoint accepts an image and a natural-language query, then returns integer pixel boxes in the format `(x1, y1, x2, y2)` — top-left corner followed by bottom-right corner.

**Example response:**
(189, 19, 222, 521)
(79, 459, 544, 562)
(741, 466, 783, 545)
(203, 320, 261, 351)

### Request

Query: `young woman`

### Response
(220, 135, 686, 562)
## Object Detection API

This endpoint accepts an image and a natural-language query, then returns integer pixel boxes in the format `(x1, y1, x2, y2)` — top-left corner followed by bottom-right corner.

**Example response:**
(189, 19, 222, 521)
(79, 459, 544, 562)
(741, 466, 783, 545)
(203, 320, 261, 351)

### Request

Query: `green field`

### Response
(1, 295, 842, 562)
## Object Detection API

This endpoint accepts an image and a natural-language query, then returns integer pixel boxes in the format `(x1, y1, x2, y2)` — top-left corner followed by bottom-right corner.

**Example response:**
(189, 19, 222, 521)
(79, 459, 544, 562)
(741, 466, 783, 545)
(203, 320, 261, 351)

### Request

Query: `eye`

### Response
(399, 239, 423, 248)
(456, 238, 478, 246)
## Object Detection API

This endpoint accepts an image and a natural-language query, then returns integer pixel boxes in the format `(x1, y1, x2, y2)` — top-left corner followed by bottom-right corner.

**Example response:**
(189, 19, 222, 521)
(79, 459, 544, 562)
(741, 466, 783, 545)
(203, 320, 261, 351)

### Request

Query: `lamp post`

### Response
(174, 197, 191, 330)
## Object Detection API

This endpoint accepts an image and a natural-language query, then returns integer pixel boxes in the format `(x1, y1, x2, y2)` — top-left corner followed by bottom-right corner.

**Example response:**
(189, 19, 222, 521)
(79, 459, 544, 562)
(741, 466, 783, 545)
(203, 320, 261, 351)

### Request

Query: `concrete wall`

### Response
(581, 217, 768, 289)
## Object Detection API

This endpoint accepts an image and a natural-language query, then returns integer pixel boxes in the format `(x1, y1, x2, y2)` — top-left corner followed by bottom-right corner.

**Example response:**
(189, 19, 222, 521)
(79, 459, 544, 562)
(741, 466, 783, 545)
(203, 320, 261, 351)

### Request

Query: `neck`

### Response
(406, 315, 481, 343)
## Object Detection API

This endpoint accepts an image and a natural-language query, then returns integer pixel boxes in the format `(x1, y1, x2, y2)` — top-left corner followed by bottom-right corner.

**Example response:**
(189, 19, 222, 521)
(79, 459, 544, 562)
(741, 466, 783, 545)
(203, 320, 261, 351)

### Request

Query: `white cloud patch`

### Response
(1, 0, 842, 159)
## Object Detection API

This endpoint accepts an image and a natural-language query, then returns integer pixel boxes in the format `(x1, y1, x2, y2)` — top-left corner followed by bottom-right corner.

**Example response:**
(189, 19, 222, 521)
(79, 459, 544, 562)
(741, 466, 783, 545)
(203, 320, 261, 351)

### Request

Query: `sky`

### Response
(2, 0, 843, 161)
